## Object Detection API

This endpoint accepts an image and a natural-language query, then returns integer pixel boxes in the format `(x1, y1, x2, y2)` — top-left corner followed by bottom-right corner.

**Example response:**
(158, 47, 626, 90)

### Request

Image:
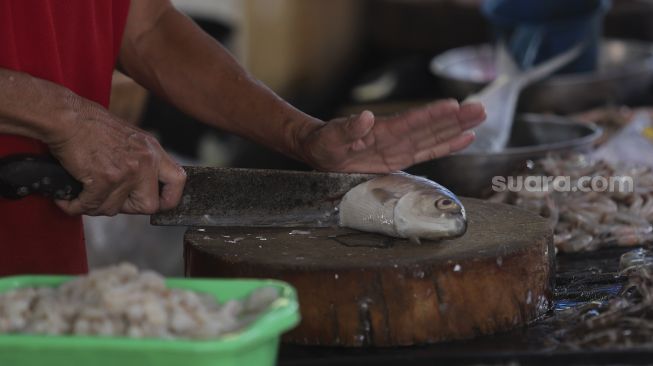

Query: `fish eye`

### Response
(435, 198, 456, 210)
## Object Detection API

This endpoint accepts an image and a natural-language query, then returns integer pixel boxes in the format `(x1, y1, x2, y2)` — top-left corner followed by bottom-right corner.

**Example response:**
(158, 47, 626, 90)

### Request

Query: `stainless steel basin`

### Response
(407, 114, 603, 198)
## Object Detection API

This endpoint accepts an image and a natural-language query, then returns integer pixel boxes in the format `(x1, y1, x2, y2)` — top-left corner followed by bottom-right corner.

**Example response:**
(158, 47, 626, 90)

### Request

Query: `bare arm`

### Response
(0, 69, 78, 144)
(119, 0, 486, 173)
(119, 0, 317, 161)
(0, 68, 186, 216)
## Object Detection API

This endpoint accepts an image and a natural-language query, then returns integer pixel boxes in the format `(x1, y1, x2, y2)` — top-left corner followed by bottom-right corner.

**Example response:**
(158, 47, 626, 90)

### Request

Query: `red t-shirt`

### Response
(0, 0, 131, 275)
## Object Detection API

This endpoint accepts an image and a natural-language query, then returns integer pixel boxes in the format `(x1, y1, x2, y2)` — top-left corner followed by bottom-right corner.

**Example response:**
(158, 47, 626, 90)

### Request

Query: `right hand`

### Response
(46, 103, 186, 216)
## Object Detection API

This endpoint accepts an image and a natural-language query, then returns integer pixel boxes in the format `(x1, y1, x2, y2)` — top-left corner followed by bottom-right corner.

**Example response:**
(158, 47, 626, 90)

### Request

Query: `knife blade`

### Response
(0, 154, 82, 200)
(0, 154, 378, 227)
(151, 167, 378, 227)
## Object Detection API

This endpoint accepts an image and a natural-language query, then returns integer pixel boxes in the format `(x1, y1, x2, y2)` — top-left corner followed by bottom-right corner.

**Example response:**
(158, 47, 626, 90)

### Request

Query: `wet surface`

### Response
(185, 198, 553, 346)
(184, 198, 551, 269)
(278, 246, 648, 366)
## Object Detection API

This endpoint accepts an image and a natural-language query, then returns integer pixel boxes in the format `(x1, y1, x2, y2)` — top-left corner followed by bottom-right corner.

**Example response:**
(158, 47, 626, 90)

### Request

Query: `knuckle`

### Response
(141, 200, 160, 214)
(103, 168, 125, 184)
(143, 134, 160, 147)
(125, 158, 141, 173)
(130, 132, 160, 150)
(79, 200, 101, 212)
(141, 152, 157, 167)
(175, 168, 187, 184)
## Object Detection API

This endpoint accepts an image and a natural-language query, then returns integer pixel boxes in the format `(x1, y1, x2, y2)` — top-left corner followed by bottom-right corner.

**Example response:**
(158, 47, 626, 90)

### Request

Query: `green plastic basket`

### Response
(0, 276, 300, 366)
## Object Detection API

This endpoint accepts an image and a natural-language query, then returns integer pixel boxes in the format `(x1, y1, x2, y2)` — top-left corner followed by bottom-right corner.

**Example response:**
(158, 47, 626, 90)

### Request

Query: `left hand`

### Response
(297, 99, 486, 173)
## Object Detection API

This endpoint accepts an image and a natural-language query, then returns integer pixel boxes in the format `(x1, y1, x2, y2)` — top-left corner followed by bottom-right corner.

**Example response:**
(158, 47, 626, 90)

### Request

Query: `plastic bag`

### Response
(593, 111, 653, 167)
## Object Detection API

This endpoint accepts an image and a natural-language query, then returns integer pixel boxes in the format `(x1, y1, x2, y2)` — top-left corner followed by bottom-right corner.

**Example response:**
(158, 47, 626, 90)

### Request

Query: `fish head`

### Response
(393, 189, 467, 241)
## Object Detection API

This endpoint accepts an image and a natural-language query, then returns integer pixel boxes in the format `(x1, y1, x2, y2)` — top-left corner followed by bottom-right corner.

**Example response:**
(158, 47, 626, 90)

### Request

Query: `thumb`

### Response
(341, 110, 375, 143)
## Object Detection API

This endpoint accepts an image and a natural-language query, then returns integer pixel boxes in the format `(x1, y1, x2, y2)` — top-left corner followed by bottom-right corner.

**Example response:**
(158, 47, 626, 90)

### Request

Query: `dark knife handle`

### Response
(0, 154, 82, 200)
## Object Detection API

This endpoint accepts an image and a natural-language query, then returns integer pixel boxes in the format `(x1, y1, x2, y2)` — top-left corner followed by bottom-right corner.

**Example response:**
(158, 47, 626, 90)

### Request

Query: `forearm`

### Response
(119, 1, 323, 161)
(0, 68, 81, 145)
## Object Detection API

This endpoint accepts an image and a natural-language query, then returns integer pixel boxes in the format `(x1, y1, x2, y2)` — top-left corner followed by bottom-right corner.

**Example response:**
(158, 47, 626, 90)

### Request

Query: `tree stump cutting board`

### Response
(185, 198, 554, 347)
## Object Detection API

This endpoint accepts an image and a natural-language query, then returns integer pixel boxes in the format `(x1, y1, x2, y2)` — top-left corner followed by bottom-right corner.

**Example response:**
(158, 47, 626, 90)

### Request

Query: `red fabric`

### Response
(0, 0, 131, 275)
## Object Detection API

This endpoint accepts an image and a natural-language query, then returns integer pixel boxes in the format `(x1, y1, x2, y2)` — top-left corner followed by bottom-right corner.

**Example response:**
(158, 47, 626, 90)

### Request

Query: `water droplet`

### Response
(453, 264, 462, 272)
(197, 228, 206, 232)
(526, 290, 533, 304)
(334, 274, 339, 280)
(496, 256, 503, 266)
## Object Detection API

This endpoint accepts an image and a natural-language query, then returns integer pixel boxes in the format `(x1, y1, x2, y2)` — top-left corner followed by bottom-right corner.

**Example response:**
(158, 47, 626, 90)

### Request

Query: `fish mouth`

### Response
(445, 213, 468, 238)
(418, 213, 467, 241)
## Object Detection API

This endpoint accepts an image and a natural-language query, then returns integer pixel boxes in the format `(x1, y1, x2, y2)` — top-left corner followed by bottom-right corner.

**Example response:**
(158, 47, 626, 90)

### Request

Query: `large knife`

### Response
(151, 167, 377, 227)
(0, 155, 377, 227)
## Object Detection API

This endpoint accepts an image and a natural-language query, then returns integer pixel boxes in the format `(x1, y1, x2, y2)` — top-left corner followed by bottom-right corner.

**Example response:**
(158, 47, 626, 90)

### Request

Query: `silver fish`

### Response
(338, 172, 467, 243)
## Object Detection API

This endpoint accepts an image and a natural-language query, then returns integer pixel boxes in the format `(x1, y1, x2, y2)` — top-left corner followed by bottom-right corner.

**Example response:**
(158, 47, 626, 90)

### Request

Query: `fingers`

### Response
(395, 100, 485, 160)
(157, 154, 187, 211)
(55, 179, 103, 216)
(404, 99, 460, 123)
(116, 139, 185, 214)
(413, 130, 476, 164)
(448, 130, 476, 152)
(393, 100, 485, 135)
(120, 160, 161, 215)
(413, 122, 464, 152)
(332, 110, 376, 147)
(53, 125, 185, 216)
(385, 100, 468, 142)
(348, 111, 375, 138)
(347, 111, 375, 151)
(55, 170, 136, 217)
(458, 102, 486, 130)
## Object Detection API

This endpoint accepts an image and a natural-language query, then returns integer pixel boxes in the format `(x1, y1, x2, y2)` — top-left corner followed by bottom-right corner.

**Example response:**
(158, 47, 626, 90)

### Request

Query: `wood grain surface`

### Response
(184, 198, 554, 346)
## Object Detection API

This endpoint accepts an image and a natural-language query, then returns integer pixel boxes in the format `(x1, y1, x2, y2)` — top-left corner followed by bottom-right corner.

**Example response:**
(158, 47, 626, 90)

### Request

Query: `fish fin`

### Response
(519, 43, 583, 87)
(409, 236, 421, 245)
(371, 188, 400, 204)
(495, 39, 520, 77)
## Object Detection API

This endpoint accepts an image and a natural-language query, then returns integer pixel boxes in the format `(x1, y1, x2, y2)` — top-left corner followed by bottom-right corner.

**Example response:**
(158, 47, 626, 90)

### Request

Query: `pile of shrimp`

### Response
(0, 263, 279, 339)
(490, 154, 653, 253)
(551, 248, 653, 349)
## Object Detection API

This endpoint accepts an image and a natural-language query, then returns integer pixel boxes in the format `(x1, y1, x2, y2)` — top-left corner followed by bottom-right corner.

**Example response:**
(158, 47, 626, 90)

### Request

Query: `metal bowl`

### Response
(407, 114, 602, 198)
(430, 39, 653, 113)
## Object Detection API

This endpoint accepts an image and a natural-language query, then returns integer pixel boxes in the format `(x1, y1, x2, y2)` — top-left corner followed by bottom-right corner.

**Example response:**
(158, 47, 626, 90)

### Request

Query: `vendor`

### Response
(0, 0, 486, 275)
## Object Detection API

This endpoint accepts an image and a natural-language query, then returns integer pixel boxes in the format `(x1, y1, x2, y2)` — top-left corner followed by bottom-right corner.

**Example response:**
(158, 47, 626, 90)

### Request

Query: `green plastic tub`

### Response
(0, 276, 300, 366)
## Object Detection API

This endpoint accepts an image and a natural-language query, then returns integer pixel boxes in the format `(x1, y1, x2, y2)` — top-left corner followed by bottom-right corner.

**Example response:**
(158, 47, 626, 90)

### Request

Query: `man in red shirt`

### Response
(0, 0, 485, 275)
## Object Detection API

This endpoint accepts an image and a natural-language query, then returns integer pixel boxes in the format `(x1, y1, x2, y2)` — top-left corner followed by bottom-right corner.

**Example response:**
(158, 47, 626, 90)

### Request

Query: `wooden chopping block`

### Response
(184, 198, 554, 347)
